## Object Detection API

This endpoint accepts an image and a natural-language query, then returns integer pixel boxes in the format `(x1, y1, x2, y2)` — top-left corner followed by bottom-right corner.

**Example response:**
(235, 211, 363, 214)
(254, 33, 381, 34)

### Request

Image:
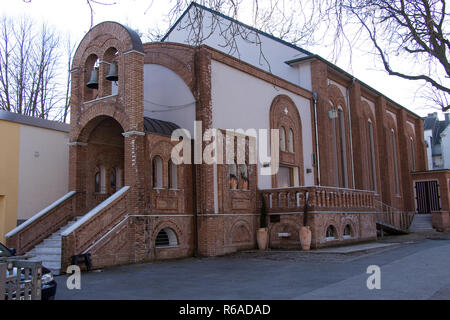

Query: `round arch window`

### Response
(326, 225, 337, 240)
(343, 224, 353, 239)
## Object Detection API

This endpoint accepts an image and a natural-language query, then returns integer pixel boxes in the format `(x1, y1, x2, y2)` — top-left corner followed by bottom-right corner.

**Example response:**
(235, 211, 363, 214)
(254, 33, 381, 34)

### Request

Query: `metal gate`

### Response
(415, 180, 441, 213)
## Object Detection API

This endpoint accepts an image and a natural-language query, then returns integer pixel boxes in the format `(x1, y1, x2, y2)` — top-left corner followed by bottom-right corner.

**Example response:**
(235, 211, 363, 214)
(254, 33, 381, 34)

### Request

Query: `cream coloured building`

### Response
(0, 110, 69, 242)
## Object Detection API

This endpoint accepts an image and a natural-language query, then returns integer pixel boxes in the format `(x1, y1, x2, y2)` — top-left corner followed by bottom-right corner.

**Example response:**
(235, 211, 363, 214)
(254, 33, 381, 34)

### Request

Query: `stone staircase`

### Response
(409, 214, 435, 233)
(27, 216, 84, 275)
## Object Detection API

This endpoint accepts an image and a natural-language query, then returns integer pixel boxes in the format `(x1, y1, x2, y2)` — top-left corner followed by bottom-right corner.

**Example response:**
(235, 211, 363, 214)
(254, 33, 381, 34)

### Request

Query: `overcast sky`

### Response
(0, 0, 445, 119)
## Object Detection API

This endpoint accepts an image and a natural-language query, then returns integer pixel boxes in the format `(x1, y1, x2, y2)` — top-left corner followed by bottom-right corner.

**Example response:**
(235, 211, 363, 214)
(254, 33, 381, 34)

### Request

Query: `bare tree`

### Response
(0, 16, 66, 120)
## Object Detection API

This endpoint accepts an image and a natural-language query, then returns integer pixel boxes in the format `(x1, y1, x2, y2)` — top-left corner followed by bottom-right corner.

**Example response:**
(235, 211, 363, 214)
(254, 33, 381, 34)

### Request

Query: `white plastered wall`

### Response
(211, 60, 314, 189)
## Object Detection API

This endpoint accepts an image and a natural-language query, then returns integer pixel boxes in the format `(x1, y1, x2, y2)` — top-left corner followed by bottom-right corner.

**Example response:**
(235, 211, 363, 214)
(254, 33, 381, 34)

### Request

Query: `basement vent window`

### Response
(155, 228, 179, 248)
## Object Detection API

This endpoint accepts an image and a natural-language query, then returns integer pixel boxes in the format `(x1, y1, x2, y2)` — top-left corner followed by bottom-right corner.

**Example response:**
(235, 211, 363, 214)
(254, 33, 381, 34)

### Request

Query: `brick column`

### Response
(415, 119, 427, 171)
(68, 142, 88, 215)
(349, 82, 367, 190)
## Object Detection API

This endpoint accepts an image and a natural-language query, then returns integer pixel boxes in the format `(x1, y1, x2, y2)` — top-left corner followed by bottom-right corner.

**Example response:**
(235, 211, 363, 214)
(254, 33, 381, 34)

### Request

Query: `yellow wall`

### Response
(0, 119, 20, 243)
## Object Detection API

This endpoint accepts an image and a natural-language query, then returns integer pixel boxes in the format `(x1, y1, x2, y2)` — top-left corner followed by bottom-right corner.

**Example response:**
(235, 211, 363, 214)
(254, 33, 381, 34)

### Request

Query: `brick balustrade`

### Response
(259, 186, 375, 213)
(61, 186, 130, 270)
(6, 191, 78, 255)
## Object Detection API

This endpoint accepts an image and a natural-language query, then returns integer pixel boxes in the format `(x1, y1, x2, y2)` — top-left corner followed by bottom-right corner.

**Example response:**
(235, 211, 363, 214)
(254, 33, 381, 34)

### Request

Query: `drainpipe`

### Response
(345, 78, 356, 188)
(191, 140, 198, 257)
(312, 92, 320, 186)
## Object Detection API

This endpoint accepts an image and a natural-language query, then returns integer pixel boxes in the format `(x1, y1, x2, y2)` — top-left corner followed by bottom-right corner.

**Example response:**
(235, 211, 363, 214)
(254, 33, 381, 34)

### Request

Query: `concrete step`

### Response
(409, 214, 435, 233)
(29, 247, 62, 255)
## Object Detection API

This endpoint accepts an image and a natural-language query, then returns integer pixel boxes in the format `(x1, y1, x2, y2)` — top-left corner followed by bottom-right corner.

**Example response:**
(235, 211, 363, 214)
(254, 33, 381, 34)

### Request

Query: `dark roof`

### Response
(0, 110, 69, 132)
(424, 113, 450, 156)
(161, 2, 313, 57)
(143, 117, 180, 136)
(424, 115, 438, 130)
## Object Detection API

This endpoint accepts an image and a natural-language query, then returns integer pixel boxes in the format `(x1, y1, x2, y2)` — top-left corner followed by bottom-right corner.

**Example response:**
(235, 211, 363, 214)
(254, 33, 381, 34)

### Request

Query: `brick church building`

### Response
(7, 3, 448, 274)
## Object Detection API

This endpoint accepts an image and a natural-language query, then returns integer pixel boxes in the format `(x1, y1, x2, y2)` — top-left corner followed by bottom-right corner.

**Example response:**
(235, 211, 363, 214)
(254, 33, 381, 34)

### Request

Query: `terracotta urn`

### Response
(257, 227, 269, 250)
(299, 226, 312, 250)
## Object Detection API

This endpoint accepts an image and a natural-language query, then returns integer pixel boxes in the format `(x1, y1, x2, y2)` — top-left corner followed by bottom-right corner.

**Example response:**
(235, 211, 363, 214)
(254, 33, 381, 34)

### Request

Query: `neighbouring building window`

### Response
(392, 130, 400, 195)
(152, 156, 163, 188)
(368, 121, 377, 192)
(155, 228, 178, 247)
(168, 159, 178, 189)
(288, 129, 294, 153)
(280, 126, 286, 152)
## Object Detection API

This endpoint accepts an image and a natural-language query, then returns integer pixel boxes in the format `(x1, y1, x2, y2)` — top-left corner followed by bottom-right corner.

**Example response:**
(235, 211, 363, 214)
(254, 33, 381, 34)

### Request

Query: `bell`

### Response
(105, 62, 118, 81)
(86, 67, 99, 89)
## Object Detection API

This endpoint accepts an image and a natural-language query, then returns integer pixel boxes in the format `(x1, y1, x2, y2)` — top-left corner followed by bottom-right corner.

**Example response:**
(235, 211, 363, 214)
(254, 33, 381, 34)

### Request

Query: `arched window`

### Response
(280, 126, 286, 152)
(110, 169, 116, 193)
(343, 224, 352, 239)
(368, 121, 377, 191)
(152, 156, 163, 188)
(391, 130, 400, 195)
(95, 165, 106, 193)
(337, 108, 348, 187)
(410, 137, 416, 171)
(168, 159, 177, 189)
(115, 167, 122, 189)
(155, 228, 179, 247)
(239, 163, 248, 190)
(95, 171, 101, 193)
(230, 163, 238, 189)
(288, 129, 294, 153)
(326, 225, 337, 240)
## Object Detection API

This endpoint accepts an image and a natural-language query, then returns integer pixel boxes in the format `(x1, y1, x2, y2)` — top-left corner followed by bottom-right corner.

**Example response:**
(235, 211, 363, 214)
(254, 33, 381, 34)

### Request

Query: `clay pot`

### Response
(299, 226, 312, 250)
(257, 227, 269, 250)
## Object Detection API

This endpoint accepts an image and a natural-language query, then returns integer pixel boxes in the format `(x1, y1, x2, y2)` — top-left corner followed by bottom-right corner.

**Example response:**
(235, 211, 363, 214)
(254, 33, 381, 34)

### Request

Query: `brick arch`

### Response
(72, 21, 144, 68)
(144, 51, 195, 95)
(228, 220, 252, 245)
(361, 100, 379, 191)
(150, 139, 177, 162)
(73, 105, 129, 143)
(324, 220, 340, 239)
(269, 94, 304, 186)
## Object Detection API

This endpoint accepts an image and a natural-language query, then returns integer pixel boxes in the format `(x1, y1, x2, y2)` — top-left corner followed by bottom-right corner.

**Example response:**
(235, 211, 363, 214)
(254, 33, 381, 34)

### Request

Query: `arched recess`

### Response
(228, 220, 252, 246)
(328, 84, 351, 188)
(405, 123, 417, 172)
(152, 220, 184, 248)
(269, 94, 304, 187)
(79, 116, 125, 210)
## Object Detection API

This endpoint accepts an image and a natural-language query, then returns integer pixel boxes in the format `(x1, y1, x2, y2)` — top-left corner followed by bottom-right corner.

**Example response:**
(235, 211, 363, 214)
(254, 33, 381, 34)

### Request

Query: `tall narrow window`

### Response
(110, 169, 116, 193)
(337, 108, 348, 188)
(391, 130, 400, 195)
(280, 127, 286, 152)
(230, 163, 238, 189)
(239, 163, 248, 190)
(288, 129, 294, 152)
(368, 121, 377, 191)
(410, 138, 416, 171)
(168, 159, 177, 189)
(95, 171, 100, 193)
(152, 156, 163, 188)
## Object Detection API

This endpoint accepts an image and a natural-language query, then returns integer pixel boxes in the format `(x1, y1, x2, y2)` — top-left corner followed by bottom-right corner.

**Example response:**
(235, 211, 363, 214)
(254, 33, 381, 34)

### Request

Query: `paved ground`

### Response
(55, 232, 450, 300)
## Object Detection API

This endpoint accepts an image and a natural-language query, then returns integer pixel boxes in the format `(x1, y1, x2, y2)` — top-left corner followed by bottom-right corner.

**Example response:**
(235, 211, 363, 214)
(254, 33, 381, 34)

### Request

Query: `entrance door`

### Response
(415, 181, 441, 213)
